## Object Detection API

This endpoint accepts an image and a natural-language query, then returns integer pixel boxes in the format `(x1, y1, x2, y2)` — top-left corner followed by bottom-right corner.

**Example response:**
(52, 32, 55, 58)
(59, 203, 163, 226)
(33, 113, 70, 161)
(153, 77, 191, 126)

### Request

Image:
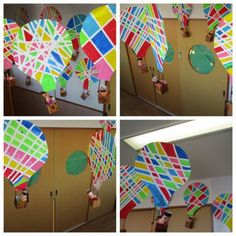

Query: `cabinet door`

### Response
(4, 128, 54, 232)
(54, 128, 94, 232)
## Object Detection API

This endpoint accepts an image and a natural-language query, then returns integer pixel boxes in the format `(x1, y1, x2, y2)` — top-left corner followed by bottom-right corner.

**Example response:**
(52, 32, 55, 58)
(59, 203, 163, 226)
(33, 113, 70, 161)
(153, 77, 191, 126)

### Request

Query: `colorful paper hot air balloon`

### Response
(4, 120, 48, 191)
(203, 4, 231, 41)
(58, 64, 73, 90)
(134, 142, 191, 208)
(88, 128, 116, 192)
(212, 193, 232, 231)
(214, 13, 232, 102)
(40, 6, 62, 23)
(120, 165, 150, 219)
(183, 182, 209, 217)
(4, 18, 20, 70)
(172, 4, 192, 37)
(120, 4, 167, 73)
(14, 7, 30, 27)
(99, 120, 116, 132)
(67, 14, 86, 51)
(80, 4, 116, 81)
(13, 19, 73, 92)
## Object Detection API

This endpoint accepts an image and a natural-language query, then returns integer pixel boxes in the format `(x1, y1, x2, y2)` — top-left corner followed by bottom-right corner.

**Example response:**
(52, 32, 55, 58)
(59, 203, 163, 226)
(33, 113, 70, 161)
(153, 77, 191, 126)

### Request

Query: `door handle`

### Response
(55, 190, 58, 196)
(223, 90, 226, 97)
(50, 191, 52, 197)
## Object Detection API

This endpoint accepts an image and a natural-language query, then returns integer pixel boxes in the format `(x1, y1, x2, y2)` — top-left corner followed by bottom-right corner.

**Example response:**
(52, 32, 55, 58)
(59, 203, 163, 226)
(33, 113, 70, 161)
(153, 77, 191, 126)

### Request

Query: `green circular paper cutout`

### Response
(165, 41, 174, 64)
(66, 151, 88, 175)
(189, 44, 215, 74)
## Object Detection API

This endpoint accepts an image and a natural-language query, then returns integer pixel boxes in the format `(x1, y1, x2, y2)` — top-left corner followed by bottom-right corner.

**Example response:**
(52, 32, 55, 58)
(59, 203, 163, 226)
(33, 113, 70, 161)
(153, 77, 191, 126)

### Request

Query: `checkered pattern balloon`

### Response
(88, 129, 116, 191)
(134, 142, 191, 208)
(120, 165, 150, 219)
(172, 4, 192, 29)
(203, 4, 231, 31)
(80, 5, 116, 81)
(13, 19, 73, 92)
(183, 182, 209, 217)
(214, 13, 232, 76)
(14, 7, 30, 27)
(4, 18, 20, 69)
(212, 193, 232, 231)
(40, 6, 62, 23)
(67, 14, 86, 50)
(58, 64, 73, 89)
(4, 120, 48, 191)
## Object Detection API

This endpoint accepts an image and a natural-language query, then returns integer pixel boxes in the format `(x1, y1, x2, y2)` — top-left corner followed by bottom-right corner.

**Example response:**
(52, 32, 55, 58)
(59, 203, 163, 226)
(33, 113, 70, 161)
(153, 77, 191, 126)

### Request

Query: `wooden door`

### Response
(4, 128, 54, 232)
(54, 128, 94, 232)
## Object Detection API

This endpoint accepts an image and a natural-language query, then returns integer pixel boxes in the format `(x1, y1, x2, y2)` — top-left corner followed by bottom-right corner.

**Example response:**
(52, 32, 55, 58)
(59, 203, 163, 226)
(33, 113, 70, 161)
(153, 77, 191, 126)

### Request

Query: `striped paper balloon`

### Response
(80, 5, 116, 81)
(212, 193, 232, 231)
(14, 7, 30, 27)
(134, 142, 191, 208)
(88, 129, 116, 191)
(120, 165, 150, 219)
(58, 64, 73, 89)
(13, 19, 73, 92)
(4, 120, 48, 191)
(203, 4, 231, 32)
(40, 6, 62, 23)
(183, 182, 209, 217)
(172, 4, 192, 29)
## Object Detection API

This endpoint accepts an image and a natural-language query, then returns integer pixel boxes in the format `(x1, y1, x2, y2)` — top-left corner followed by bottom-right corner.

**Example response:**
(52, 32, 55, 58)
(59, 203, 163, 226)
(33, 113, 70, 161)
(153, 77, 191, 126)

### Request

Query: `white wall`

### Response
(4, 4, 107, 111)
(135, 175, 232, 232)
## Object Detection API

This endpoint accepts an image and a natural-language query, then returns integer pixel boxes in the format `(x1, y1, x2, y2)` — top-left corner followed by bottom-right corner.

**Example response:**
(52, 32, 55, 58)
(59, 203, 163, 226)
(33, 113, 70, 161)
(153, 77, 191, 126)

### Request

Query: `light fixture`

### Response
(124, 119, 232, 150)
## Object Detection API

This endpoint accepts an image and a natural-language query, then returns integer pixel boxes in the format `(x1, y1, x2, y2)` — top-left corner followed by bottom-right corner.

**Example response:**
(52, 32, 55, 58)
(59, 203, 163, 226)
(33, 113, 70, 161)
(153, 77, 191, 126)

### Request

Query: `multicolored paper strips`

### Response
(183, 182, 209, 217)
(40, 6, 62, 23)
(80, 4, 116, 81)
(67, 14, 86, 51)
(120, 165, 150, 219)
(88, 129, 116, 191)
(99, 120, 116, 132)
(58, 64, 73, 89)
(134, 142, 191, 208)
(212, 193, 232, 231)
(172, 4, 192, 29)
(13, 19, 73, 92)
(4, 120, 48, 191)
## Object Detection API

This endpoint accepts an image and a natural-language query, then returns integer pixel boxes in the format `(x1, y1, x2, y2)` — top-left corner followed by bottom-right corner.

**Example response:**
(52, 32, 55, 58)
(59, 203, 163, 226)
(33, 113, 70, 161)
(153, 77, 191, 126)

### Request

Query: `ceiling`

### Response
(120, 120, 232, 179)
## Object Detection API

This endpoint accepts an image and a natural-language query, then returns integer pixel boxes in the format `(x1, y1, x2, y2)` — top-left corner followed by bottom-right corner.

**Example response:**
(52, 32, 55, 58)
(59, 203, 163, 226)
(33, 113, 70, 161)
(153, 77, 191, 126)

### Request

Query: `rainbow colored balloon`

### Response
(212, 193, 232, 231)
(203, 4, 231, 32)
(4, 18, 20, 69)
(58, 64, 73, 89)
(13, 19, 73, 92)
(183, 182, 209, 217)
(4, 120, 48, 191)
(134, 142, 191, 208)
(14, 7, 30, 27)
(88, 129, 116, 191)
(172, 4, 192, 30)
(40, 6, 62, 23)
(67, 14, 86, 51)
(80, 4, 116, 81)
(75, 57, 99, 89)
(120, 165, 150, 219)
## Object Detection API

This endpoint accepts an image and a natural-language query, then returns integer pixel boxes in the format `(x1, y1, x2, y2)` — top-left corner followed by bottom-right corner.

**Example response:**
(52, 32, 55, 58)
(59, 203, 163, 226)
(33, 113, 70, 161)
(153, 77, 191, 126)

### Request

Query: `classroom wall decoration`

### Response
(183, 182, 209, 218)
(120, 165, 150, 219)
(4, 18, 20, 70)
(172, 4, 192, 37)
(120, 4, 167, 73)
(14, 7, 30, 27)
(203, 4, 231, 41)
(4, 120, 48, 191)
(212, 193, 232, 231)
(40, 6, 62, 23)
(58, 64, 73, 91)
(99, 120, 116, 132)
(67, 14, 86, 51)
(134, 142, 191, 209)
(27, 169, 41, 187)
(164, 41, 174, 64)
(13, 19, 73, 92)
(80, 4, 116, 81)
(66, 150, 88, 176)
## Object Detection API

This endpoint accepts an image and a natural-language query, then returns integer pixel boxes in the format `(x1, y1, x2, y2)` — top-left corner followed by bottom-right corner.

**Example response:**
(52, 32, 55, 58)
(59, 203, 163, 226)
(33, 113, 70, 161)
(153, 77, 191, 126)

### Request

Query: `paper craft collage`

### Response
(2, 0, 234, 235)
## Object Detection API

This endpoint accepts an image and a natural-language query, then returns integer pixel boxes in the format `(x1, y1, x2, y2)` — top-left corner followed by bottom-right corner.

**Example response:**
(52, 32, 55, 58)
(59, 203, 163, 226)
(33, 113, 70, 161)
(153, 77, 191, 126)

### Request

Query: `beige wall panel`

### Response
(4, 128, 55, 232)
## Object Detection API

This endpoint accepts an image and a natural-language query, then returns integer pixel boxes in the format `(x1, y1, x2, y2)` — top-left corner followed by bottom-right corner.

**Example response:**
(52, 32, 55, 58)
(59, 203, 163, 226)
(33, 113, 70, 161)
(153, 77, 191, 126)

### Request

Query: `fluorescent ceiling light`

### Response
(124, 119, 232, 150)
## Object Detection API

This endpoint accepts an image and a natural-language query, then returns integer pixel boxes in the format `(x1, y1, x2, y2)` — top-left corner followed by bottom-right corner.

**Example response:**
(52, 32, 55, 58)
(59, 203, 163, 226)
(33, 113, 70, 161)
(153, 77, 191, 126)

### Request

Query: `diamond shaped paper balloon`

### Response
(120, 165, 150, 219)
(14, 7, 30, 27)
(80, 4, 116, 81)
(40, 6, 62, 23)
(4, 120, 48, 191)
(212, 193, 232, 231)
(183, 182, 209, 217)
(134, 142, 191, 208)
(13, 19, 73, 92)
